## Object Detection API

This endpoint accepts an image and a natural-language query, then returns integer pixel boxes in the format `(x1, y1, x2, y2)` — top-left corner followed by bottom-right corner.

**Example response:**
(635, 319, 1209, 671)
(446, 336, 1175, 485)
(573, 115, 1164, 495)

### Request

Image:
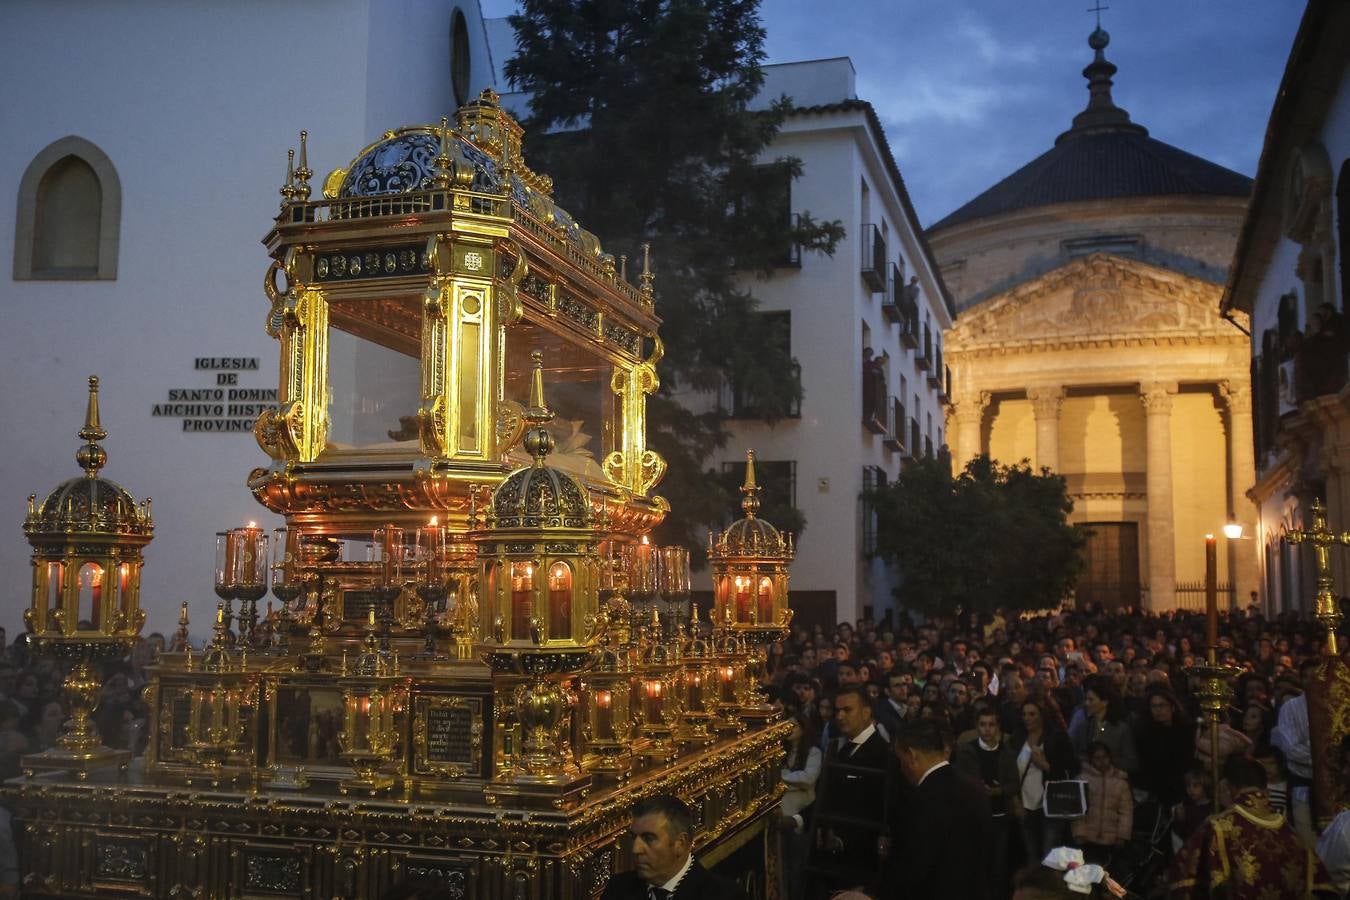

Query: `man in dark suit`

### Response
(806, 686, 892, 895)
(601, 795, 745, 900)
(887, 718, 994, 900)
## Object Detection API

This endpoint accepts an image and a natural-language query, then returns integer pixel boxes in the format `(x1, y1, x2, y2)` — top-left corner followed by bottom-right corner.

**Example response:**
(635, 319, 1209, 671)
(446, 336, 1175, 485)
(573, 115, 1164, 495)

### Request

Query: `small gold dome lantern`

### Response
(708, 450, 794, 722)
(22, 376, 154, 774)
(471, 352, 600, 794)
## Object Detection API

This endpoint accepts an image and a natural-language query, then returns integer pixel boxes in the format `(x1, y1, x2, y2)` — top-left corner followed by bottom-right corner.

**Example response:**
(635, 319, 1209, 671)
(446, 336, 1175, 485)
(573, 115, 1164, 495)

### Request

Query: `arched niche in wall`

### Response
(13, 135, 121, 281)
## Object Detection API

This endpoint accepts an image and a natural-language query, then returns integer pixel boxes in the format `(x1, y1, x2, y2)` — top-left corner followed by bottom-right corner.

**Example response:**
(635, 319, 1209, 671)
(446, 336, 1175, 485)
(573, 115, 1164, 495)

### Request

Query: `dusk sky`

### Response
(479, 0, 1305, 226)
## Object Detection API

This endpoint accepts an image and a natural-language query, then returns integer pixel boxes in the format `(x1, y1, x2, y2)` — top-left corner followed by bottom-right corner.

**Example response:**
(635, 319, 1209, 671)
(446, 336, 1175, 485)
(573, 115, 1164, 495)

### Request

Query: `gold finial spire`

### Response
(294, 131, 313, 201)
(740, 449, 761, 519)
(521, 351, 556, 466)
(640, 243, 655, 296)
(280, 148, 296, 208)
(77, 376, 108, 478)
(434, 116, 453, 190)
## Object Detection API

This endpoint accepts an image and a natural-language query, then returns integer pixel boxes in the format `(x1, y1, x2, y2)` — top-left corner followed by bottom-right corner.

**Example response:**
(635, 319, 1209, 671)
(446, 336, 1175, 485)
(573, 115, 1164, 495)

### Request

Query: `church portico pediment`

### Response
(947, 253, 1245, 351)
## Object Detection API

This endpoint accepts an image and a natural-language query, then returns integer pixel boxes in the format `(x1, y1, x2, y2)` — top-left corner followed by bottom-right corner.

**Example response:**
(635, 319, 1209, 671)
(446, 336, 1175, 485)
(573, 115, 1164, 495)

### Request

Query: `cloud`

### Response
(954, 13, 1042, 67)
(861, 73, 1011, 127)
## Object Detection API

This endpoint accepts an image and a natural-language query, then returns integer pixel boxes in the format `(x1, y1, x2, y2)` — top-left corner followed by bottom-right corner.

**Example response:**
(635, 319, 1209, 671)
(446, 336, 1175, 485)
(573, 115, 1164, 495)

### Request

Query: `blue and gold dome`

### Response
(323, 90, 604, 258)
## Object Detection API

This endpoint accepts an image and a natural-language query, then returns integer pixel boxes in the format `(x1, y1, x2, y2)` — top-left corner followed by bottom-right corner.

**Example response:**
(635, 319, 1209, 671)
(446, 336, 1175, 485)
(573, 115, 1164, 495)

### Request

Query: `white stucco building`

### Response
(0, 1, 500, 637)
(713, 59, 954, 629)
(1221, 0, 1350, 614)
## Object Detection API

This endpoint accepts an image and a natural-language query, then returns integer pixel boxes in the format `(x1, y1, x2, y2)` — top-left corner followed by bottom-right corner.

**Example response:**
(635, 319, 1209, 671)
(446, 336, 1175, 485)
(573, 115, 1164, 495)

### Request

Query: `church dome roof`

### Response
(930, 29, 1252, 233)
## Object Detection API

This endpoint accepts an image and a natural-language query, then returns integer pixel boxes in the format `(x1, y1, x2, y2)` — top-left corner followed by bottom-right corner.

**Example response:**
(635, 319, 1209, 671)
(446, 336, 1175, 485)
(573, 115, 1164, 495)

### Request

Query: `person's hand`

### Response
(1031, 745, 1050, 770)
(986, 784, 1002, 797)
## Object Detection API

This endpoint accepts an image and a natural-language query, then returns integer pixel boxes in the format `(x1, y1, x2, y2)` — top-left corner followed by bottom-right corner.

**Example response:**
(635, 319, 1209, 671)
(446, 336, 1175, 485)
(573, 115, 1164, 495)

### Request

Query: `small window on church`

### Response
(14, 136, 121, 281)
(450, 8, 471, 108)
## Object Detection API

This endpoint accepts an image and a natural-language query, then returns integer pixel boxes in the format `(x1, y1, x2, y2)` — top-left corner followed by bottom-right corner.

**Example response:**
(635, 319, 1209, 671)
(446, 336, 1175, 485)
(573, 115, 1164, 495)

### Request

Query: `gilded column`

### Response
(1027, 386, 1065, 472)
(949, 392, 989, 471)
(1220, 381, 1260, 610)
(1141, 382, 1178, 611)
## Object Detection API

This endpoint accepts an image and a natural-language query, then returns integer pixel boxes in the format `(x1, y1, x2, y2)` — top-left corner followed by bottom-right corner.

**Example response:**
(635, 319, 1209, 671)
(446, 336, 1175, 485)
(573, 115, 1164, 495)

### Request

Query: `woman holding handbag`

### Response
(1015, 697, 1079, 866)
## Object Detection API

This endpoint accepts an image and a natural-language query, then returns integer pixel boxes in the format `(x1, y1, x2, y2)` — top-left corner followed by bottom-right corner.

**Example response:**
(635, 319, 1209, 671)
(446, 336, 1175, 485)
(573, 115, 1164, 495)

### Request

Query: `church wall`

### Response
(0, 0, 496, 639)
(1059, 393, 1146, 479)
(987, 397, 1035, 466)
(1169, 392, 1233, 591)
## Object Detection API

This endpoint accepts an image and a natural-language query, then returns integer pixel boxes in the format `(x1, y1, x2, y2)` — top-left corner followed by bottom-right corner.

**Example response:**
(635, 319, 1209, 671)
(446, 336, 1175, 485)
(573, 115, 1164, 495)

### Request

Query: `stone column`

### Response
(1141, 382, 1178, 611)
(949, 392, 989, 471)
(1220, 381, 1260, 610)
(1027, 386, 1065, 472)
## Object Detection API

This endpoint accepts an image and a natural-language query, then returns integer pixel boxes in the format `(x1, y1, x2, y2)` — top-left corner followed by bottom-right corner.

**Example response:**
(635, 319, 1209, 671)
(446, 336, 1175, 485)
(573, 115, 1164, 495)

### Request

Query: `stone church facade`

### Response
(929, 27, 1255, 612)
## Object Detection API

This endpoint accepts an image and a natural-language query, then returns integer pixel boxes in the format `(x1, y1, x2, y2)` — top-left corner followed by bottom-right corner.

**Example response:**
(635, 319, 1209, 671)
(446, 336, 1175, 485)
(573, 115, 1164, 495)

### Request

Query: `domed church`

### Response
(929, 27, 1256, 612)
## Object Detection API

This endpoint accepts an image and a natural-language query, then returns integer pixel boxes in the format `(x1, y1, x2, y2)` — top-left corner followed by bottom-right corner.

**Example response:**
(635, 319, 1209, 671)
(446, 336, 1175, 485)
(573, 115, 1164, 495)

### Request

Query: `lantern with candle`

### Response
(636, 608, 680, 762)
(579, 601, 637, 779)
(707, 449, 795, 724)
(337, 608, 406, 794)
(675, 606, 716, 746)
(180, 603, 255, 785)
(21, 377, 154, 775)
(470, 352, 601, 794)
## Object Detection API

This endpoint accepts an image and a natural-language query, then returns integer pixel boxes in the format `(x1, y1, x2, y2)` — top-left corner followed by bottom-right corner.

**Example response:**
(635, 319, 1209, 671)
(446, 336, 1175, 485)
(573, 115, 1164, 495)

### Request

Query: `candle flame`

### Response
(248, 521, 257, 529)
(429, 516, 438, 526)
(641, 535, 649, 545)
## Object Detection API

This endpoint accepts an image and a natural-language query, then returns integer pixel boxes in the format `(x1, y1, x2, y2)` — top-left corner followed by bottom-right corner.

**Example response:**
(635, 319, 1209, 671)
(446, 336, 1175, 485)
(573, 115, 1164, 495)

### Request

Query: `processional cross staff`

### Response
(1284, 498, 1350, 655)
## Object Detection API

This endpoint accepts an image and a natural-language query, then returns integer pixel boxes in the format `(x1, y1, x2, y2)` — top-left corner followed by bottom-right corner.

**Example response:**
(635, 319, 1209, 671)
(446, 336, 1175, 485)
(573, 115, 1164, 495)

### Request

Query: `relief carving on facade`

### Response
(947, 253, 1243, 351)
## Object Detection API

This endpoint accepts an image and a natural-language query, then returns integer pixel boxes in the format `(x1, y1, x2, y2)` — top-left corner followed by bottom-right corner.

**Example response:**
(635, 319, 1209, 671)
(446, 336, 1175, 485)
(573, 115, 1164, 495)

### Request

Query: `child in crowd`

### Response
(1071, 741, 1133, 865)
(1170, 766, 1213, 853)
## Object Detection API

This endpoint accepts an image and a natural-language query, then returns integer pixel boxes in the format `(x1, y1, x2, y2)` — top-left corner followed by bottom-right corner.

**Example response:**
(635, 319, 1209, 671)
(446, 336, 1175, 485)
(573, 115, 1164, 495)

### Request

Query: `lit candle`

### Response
(1205, 534, 1218, 655)
(596, 689, 613, 738)
(422, 517, 443, 584)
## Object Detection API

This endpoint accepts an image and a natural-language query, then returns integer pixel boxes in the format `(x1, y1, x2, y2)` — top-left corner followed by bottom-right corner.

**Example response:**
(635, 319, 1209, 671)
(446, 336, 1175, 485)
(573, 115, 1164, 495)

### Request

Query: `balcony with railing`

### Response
(882, 263, 903, 323)
(928, 342, 943, 389)
(862, 363, 888, 433)
(917, 324, 932, 371)
(718, 362, 802, 419)
(860, 223, 887, 292)
(883, 397, 906, 452)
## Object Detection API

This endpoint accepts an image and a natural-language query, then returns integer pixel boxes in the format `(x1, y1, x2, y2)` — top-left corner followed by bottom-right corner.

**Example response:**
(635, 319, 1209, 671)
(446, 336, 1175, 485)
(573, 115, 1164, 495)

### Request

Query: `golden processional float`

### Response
(9, 90, 795, 899)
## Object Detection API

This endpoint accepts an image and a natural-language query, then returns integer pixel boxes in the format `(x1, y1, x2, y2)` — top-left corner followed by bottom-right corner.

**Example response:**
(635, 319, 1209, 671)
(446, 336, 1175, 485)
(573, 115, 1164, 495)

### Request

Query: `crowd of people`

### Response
(767, 603, 1350, 899)
(2, 604, 1350, 897)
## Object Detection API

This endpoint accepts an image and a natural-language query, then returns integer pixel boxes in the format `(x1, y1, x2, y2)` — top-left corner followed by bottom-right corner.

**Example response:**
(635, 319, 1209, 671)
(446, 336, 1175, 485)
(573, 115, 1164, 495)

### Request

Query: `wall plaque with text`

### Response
(412, 696, 483, 778)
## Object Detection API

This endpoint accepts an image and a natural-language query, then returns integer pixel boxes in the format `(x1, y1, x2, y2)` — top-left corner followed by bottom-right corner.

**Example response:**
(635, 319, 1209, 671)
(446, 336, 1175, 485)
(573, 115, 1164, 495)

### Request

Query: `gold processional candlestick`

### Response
(1188, 533, 1241, 807)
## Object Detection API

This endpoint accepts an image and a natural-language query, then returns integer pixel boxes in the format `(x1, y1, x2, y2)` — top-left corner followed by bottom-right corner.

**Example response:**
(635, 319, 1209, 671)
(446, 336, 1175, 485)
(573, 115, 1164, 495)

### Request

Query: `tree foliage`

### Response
(870, 455, 1088, 616)
(505, 0, 843, 554)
